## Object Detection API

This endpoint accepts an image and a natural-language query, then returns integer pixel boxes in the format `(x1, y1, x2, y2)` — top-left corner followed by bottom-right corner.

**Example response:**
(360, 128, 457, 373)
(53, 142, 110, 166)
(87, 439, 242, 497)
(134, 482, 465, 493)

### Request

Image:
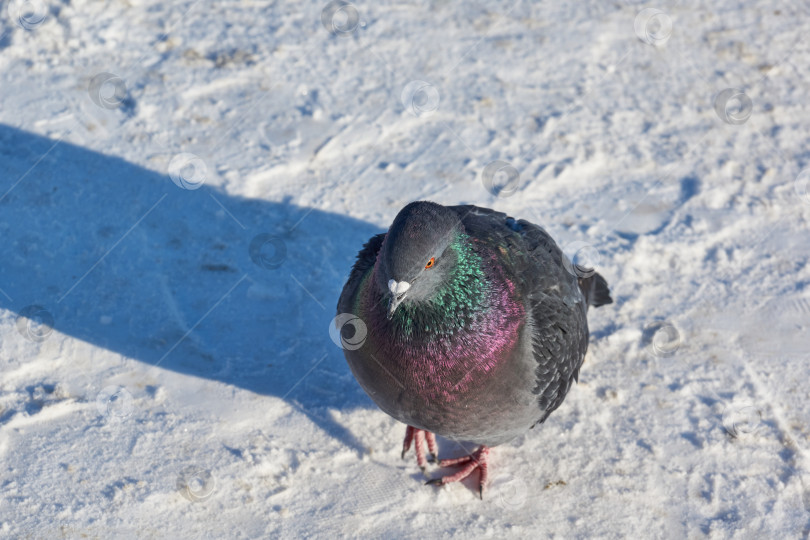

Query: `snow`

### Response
(1, 0, 809, 538)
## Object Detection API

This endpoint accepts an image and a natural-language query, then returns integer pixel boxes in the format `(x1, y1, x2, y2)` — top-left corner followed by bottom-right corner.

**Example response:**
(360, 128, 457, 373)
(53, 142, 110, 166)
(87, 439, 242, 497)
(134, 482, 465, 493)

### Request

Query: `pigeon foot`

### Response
(426, 446, 490, 499)
(401, 425, 438, 472)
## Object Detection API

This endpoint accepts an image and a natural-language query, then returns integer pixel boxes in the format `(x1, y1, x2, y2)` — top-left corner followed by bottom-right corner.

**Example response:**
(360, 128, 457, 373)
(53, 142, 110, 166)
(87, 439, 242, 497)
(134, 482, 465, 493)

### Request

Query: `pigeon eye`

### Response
(424, 257, 435, 269)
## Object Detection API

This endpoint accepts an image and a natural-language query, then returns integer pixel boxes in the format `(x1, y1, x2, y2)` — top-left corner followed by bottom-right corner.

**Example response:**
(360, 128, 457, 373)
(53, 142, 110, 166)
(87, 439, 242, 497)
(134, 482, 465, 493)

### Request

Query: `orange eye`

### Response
(424, 257, 435, 269)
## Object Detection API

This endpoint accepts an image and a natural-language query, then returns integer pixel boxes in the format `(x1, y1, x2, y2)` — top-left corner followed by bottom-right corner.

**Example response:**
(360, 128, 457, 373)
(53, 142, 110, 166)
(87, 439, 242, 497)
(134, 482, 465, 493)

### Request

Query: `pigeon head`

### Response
(377, 201, 464, 319)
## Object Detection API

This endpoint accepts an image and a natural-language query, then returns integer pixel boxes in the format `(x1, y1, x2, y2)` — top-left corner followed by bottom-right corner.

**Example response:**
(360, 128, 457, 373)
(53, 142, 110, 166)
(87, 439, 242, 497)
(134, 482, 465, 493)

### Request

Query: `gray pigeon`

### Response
(337, 201, 612, 497)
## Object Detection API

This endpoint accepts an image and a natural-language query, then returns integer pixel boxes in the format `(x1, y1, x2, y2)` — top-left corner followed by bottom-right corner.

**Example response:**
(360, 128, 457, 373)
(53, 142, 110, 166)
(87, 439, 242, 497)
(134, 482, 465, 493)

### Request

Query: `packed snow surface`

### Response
(1, 0, 809, 538)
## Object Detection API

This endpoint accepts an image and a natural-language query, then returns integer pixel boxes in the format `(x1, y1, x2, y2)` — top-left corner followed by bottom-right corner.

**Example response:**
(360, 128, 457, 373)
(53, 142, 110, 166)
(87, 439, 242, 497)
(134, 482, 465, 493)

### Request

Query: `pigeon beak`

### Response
(387, 291, 407, 320)
(386, 279, 411, 320)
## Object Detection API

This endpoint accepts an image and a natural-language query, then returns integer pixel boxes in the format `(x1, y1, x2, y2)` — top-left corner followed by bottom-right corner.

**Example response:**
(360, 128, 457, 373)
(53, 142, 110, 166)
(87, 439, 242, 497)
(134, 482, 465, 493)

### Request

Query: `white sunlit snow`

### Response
(1, 1, 809, 538)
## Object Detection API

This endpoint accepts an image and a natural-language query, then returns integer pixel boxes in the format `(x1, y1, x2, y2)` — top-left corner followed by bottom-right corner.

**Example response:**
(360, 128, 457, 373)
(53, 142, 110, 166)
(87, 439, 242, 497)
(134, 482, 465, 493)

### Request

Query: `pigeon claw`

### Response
(427, 446, 490, 499)
(401, 426, 438, 472)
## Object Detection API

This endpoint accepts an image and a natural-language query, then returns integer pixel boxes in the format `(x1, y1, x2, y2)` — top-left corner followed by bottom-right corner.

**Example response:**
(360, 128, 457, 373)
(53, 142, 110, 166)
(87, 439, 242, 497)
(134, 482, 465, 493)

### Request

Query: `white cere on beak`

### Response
(386, 279, 411, 320)
(388, 279, 411, 296)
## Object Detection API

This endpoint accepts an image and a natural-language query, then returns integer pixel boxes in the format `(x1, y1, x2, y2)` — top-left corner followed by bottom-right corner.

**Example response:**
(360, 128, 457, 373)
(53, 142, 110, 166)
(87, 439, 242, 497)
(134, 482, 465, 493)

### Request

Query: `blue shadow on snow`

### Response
(0, 124, 381, 453)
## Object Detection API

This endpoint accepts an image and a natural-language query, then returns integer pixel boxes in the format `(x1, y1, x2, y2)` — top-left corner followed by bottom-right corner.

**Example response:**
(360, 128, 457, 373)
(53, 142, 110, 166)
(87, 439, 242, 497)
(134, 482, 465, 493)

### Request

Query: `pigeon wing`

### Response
(337, 232, 386, 314)
(449, 205, 590, 424)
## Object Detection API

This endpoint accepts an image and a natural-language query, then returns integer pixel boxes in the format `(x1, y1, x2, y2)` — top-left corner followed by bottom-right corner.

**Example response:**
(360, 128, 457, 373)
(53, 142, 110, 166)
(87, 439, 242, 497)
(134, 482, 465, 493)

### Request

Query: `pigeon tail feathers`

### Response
(578, 272, 613, 308)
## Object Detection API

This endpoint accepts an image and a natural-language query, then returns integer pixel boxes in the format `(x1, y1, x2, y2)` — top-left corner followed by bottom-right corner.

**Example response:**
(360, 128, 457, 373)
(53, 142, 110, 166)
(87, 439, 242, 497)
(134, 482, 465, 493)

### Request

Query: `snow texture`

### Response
(1, 0, 809, 538)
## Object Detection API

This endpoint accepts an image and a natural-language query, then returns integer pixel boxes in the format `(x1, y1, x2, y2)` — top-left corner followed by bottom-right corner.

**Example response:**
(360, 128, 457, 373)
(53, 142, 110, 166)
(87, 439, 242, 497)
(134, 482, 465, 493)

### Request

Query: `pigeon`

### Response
(337, 201, 612, 497)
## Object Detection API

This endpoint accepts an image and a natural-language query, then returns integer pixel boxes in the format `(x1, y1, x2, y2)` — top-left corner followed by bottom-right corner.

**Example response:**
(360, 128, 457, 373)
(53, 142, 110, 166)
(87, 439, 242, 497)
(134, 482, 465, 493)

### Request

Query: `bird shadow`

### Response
(0, 124, 381, 454)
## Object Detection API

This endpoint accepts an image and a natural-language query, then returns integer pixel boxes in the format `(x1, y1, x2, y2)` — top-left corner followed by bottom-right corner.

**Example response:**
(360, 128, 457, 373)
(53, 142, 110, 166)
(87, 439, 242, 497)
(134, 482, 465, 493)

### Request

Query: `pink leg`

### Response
(427, 446, 490, 499)
(413, 429, 427, 470)
(401, 425, 438, 472)
(425, 431, 438, 462)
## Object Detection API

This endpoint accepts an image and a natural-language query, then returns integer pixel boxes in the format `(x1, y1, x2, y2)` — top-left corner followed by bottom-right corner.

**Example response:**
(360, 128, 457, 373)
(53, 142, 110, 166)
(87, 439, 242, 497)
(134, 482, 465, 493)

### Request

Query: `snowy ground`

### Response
(1, 0, 809, 538)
